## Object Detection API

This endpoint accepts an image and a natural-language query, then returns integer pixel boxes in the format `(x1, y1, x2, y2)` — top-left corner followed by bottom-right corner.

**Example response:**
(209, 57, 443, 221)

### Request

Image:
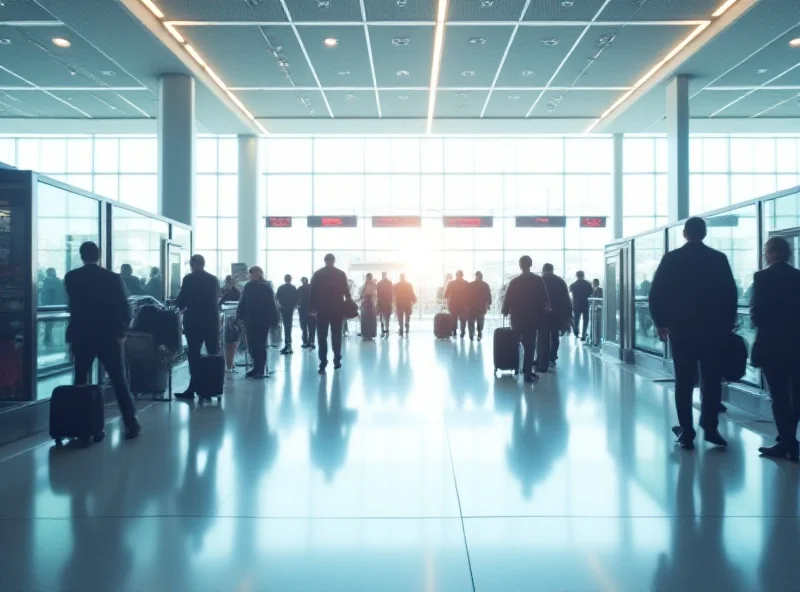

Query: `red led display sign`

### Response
(579, 216, 607, 228)
(372, 216, 422, 228)
(266, 217, 292, 227)
(443, 216, 493, 228)
(307, 216, 358, 228)
(516, 216, 567, 228)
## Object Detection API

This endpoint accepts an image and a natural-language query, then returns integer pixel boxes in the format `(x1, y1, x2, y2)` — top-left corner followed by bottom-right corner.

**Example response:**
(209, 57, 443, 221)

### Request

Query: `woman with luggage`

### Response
(237, 267, 279, 379)
(359, 273, 378, 341)
(220, 275, 242, 373)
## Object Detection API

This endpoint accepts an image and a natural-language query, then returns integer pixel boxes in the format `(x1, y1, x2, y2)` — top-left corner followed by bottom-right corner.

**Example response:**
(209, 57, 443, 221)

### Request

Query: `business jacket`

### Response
(297, 284, 311, 311)
(394, 280, 417, 307)
(276, 283, 299, 311)
(569, 278, 593, 310)
(542, 272, 573, 329)
(444, 278, 470, 314)
(501, 271, 550, 332)
(309, 265, 350, 318)
(377, 279, 394, 310)
(64, 264, 131, 345)
(175, 269, 220, 333)
(237, 280, 279, 329)
(467, 279, 492, 316)
(750, 261, 800, 367)
(649, 241, 738, 339)
(121, 273, 142, 297)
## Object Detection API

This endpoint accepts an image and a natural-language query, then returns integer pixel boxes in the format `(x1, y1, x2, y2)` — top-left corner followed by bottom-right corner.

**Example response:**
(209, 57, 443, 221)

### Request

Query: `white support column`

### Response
(237, 135, 259, 268)
(612, 133, 624, 239)
(158, 74, 195, 227)
(666, 75, 690, 223)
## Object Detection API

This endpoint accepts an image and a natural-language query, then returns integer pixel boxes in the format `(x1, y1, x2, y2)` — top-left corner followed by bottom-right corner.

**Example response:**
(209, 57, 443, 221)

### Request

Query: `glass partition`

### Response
(633, 230, 664, 355)
(604, 251, 620, 344)
(763, 189, 800, 235)
(110, 206, 169, 300)
(705, 204, 759, 307)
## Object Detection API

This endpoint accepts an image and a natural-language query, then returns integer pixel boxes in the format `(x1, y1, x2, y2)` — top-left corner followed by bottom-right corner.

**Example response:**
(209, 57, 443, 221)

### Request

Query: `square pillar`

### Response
(238, 135, 259, 268)
(666, 75, 690, 223)
(612, 133, 624, 239)
(158, 74, 195, 227)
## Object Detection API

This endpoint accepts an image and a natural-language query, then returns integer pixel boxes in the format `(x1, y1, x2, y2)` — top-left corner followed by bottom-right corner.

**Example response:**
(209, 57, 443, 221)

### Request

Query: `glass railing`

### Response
(37, 310, 71, 377)
(736, 309, 760, 386)
(633, 298, 664, 356)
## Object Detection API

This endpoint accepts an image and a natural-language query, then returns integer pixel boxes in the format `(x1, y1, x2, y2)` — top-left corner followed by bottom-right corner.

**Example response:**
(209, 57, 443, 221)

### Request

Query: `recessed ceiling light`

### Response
(392, 38, 410, 46)
(757, 68, 768, 74)
(396, 0, 407, 5)
(541, 38, 559, 46)
(69, 70, 77, 76)
(509, 95, 520, 100)
(346, 93, 357, 100)
(455, 93, 468, 99)
(278, 59, 290, 68)
(338, 71, 350, 76)
(101, 70, 117, 77)
(561, 0, 574, 6)
(398, 95, 409, 100)
(522, 70, 534, 76)
(318, 0, 329, 6)
(324, 37, 338, 47)
(461, 70, 475, 77)
(481, 0, 493, 6)
(52, 37, 71, 48)
(0, 39, 10, 45)
(790, 38, 800, 48)
(397, 70, 410, 76)
(469, 37, 486, 45)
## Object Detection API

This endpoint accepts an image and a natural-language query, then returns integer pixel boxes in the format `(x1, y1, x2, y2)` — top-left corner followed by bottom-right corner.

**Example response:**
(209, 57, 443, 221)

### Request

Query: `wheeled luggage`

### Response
(49, 385, 105, 447)
(434, 312, 456, 339)
(493, 326, 520, 376)
(361, 309, 377, 339)
(195, 354, 225, 400)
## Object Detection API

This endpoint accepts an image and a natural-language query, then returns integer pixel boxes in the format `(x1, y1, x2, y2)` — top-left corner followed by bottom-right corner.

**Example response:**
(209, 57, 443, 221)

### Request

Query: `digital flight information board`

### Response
(516, 216, 567, 228)
(307, 216, 358, 228)
(265, 217, 292, 227)
(579, 216, 607, 228)
(443, 216, 493, 228)
(372, 216, 422, 228)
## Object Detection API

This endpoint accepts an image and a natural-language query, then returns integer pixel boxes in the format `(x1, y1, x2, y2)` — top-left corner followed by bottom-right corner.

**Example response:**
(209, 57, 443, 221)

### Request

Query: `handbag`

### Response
(342, 298, 359, 320)
(722, 331, 748, 382)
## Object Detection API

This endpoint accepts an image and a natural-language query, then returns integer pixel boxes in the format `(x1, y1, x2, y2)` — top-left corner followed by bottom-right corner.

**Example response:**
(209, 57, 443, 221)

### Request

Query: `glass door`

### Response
(162, 240, 184, 302)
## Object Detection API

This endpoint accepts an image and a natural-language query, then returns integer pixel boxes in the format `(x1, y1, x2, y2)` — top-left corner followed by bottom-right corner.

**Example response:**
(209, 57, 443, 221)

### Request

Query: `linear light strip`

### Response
(584, 21, 709, 133)
(163, 19, 709, 28)
(709, 62, 800, 118)
(425, 0, 449, 134)
(359, 0, 382, 118)
(712, 0, 739, 17)
(140, 0, 164, 19)
(0, 65, 93, 118)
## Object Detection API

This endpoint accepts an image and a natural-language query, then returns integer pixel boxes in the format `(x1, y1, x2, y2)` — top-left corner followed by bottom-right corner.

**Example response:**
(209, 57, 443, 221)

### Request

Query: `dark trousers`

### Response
(468, 313, 485, 339)
(73, 340, 137, 429)
(548, 328, 561, 362)
(574, 306, 589, 337)
(246, 325, 268, 373)
(451, 309, 468, 336)
(671, 336, 723, 435)
(533, 328, 556, 370)
(397, 304, 412, 333)
(763, 366, 800, 445)
(299, 308, 315, 345)
(378, 305, 392, 334)
(317, 315, 343, 368)
(281, 309, 294, 346)
(519, 329, 537, 377)
(185, 324, 219, 393)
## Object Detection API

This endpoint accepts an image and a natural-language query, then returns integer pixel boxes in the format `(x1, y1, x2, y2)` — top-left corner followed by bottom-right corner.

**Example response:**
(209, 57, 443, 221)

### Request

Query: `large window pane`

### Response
(623, 175, 656, 216)
(119, 138, 157, 173)
(263, 138, 312, 173)
(314, 139, 364, 173)
(110, 206, 169, 291)
(67, 139, 93, 173)
(93, 139, 119, 172)
(266, 175, 312, 216)
(40, 139, 67, 173)
(119, 174, 157, 212)
(624, 138, 655, 173)
(197, 138, 218, 173)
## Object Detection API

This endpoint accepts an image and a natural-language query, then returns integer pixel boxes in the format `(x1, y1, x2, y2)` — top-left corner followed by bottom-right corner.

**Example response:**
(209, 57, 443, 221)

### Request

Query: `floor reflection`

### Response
(311, 374, 358, 482)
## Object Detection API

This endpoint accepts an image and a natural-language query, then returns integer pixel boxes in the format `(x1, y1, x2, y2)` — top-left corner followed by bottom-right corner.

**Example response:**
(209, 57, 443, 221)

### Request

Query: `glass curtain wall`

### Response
(261, 137, 614, 317)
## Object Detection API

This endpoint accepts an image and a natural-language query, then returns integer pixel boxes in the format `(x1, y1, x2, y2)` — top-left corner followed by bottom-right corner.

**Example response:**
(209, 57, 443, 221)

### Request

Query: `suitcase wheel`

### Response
(54, 438, 63, 448)
(80, 436, 92, 447)
(93, 431, 105, 443)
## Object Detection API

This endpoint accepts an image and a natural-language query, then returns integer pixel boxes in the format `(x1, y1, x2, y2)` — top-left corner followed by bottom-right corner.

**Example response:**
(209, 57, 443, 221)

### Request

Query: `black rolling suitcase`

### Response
(49, 385, 106, 447)
(493, 322, 520, 376)
(195, 354, 225, 400)
(434, 312, 456, 339)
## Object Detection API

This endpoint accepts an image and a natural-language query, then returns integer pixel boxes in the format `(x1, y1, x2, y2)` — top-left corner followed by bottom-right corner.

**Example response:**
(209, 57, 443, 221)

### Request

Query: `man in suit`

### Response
(237, 266, 279, 379)
(64, 242, 140, 439)
(540, 263, 573, 369)
(309, 253, 352, 374)
(120, 263, 142, 297)
(297, 276, 316, 350)
(649, 217, 738, 449)
(276, 274, 299, 355)
(175, 254, 221, 400)
(376, 272, 394, 339)
(444, 270, 470, 339)
(569, 271, 593, 341)
(467, 271, 492, 342)
(750, 236, 800, 460)
(394, 273, 417, 337)
(501, 256, 551, 383)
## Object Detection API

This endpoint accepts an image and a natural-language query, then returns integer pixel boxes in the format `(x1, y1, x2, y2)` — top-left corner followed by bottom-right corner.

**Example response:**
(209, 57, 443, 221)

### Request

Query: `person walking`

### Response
(569, 271, 593, 340)
(276, 274, 299, 355)
(143, 267, 163, 300)
(649, 217, 738, 449)
(467, 271, 492, 341)
(64, 242, 140, 439)
(297, 276, 316, 350)
(592, 279, 603, 298)
(501, 256, 550, 383)
(237, 266, 279, 379)
(174, 254, 221, 400)
(444, 270, 470, 339)
(394, 273, 417, 337)
(377, 272, 394, 339)
(310, 253, 353, 374)
(359, 273, 378, 341)
(540, 263, 573, 369)
(750, 236, 800, 460)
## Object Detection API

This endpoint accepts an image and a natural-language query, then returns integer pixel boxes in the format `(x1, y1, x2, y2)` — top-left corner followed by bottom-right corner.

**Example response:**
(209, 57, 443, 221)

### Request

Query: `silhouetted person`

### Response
(501, 256, 550, 383)
(445, 270, 470, 339)
(649, 217, 737, 449)
(309, 253, 351, 374)
(592, 278, 603, 298)
(276, 274, 298, 355)
(237, 266, 279, 379)
(119, 263, 142, 297)
(540, 263, 572, 368)
(142, 267, 162, 300)
(219, 274, 241, 306)
(377, 272, 393, 339)
(64, 242, 139, 439)
(467, 270, 492, 341)
(297, 276, 316, 349)
(750, 236, 800, 460)
(41, 267, 66, 346)
(174, 254, 221, 400)
(359, 272, 378, 341)
(569, 270, 593, 340)
(394, 273, 417, 337)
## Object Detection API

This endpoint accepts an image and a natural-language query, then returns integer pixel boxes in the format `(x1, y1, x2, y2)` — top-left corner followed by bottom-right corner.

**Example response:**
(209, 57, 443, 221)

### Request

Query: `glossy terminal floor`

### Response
(1, 325, 799, 592)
